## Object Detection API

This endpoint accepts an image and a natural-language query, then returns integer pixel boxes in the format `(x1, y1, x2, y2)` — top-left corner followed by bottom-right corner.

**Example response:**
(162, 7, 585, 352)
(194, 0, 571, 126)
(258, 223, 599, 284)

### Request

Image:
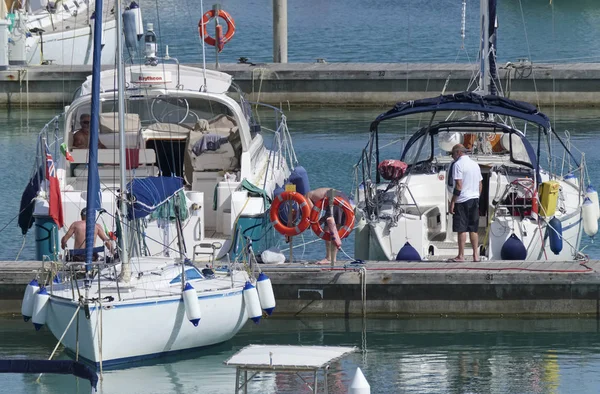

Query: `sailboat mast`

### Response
(479, 0, 490, 95)
(84, 0, 104, 266)
(479, 0, 498, 96)
(115, 0, 131, 281)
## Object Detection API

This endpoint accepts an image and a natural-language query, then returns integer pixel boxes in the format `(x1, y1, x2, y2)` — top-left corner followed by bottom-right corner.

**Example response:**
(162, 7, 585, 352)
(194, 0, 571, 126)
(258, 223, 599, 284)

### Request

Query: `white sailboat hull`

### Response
(26, 20, 117, 66)
(46, 286, 248, 366)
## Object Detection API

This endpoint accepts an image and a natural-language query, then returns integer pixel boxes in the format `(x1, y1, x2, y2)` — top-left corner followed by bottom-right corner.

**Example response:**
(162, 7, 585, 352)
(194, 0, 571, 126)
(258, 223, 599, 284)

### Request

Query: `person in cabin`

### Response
(448, 144, 483, 262)
(72, 114, 107, 149)
(61, 208, 114, 261)
(305, 188, 352, 265)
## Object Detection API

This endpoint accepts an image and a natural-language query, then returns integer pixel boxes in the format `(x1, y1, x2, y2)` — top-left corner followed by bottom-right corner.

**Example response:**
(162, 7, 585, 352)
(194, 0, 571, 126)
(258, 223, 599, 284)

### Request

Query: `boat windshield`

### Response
(401, 130, 534, 168)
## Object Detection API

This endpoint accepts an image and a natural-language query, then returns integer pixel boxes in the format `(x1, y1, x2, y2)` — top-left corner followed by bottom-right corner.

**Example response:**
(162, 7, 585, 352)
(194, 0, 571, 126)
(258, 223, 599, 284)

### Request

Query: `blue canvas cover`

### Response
(372, 92, 551, 131)
(125, 176, 184, 220)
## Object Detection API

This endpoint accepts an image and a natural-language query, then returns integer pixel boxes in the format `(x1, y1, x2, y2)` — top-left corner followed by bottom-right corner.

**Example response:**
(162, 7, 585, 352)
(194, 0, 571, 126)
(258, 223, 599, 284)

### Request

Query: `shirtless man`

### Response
(61, 208, 113, 261)
(305, 187, 350, 265)
(72, 114, 107, 149)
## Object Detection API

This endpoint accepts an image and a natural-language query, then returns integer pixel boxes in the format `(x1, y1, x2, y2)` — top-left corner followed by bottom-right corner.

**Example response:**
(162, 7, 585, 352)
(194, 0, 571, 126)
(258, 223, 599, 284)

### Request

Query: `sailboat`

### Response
(1, 0, 141, 66)
(353, 0, 596, 262)
(18, 0, 288, 368)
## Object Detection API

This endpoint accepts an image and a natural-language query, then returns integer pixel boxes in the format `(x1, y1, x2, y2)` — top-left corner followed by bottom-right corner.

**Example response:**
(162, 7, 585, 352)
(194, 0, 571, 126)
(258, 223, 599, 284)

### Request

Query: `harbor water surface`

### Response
(2, 316, 600, 393)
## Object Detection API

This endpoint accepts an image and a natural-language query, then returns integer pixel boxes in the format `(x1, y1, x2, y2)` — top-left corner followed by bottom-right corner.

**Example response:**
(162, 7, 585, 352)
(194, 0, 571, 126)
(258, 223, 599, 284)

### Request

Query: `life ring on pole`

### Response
(309, 196, 355, 241)
(270, 191, 311, 237)
(199, 9, 236, 50)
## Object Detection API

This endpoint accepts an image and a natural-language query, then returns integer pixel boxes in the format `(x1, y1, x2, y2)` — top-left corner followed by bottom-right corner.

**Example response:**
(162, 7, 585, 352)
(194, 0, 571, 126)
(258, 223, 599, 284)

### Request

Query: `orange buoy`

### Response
(270, 191, 311, 237)
(199, 10, 235, 52)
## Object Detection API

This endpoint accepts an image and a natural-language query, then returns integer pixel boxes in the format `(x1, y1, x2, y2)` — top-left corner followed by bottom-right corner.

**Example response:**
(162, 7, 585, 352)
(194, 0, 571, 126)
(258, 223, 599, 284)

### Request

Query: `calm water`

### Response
(3, 107, 600, 261)
(2, 316, 600, 393)
(140, 0, 600, 64)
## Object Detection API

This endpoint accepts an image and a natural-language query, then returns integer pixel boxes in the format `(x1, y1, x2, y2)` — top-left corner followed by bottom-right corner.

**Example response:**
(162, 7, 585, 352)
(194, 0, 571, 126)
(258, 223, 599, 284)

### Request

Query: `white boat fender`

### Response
(349, 367, 370, 394)
(21, 279, 40, 322)
(256, 273, 276, 315)
(182, 282, 201, 327)
(243, 281, 262, 324)
(586, 185, 600, 220)
(128, 1, 144, 39)
(122, 8, 138, 51)
(583, 197, 598, 237)
(500, 233, 527, 260)
(32, 286, 50, 331)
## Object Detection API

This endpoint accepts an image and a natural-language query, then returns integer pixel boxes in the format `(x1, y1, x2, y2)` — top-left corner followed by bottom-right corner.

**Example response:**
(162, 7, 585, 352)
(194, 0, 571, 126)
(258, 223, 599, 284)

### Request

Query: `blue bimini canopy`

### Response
(0, 360, 98, 390)
(126, 176, 184, 220)
(371, 91, 552, 132)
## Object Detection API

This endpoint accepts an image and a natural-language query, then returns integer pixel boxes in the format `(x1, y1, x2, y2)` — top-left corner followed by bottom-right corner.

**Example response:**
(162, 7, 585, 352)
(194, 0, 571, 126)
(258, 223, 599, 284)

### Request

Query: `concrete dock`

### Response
(2, 62, 600, 107)
(1, 260, 599, 317)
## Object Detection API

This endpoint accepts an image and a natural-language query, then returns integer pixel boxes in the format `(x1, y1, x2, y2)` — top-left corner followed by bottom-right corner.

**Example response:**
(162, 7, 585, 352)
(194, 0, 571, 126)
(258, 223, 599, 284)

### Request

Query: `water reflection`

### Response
(5, 317, 600, 393)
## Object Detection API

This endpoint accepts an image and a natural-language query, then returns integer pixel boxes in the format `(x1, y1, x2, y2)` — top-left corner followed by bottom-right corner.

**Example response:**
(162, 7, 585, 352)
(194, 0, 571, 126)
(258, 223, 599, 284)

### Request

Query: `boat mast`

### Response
(84, 0, 104, 267)
(115, 0, 131, 282)
(478, 0, 498, 96)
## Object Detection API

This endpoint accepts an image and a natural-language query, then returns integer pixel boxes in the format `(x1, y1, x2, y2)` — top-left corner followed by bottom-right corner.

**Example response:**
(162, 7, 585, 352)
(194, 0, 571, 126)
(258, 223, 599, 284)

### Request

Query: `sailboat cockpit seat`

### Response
(69, 149, 159, 178)
(98, 112, 142, 149)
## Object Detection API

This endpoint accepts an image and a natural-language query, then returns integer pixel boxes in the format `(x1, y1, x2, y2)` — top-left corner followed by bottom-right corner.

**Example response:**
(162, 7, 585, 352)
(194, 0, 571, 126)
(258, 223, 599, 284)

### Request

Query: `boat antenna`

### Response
(199, 0, 208, 92)
(115, 0, 131, 281)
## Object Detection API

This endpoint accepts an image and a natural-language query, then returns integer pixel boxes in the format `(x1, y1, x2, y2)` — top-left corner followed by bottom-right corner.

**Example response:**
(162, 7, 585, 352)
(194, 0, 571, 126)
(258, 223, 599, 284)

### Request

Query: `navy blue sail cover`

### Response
(126, 176, 184, 220)
(371, 92, 551, 132)
(0, 360, 98, 389)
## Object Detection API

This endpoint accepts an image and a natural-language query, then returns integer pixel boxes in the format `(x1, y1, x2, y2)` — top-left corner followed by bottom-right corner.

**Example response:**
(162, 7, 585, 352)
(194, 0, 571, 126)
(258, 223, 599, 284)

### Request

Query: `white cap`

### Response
(147, 22, 153, 31)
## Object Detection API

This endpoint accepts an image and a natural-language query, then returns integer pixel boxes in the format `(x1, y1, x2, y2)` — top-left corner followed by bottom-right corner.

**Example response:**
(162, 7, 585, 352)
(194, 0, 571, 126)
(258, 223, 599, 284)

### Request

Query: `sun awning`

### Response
(371, 91, 551, 132)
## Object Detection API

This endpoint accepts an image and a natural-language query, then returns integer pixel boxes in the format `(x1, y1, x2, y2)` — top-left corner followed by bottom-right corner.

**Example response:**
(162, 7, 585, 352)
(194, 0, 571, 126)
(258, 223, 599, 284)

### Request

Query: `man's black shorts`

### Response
(453, 198, 479, 233)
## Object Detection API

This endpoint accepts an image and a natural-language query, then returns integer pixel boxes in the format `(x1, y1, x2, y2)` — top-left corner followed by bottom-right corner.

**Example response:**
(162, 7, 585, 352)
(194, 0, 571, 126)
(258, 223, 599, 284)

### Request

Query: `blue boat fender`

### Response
(395, 242, 421, 261)
(548, 217, 563, 255)
(289, 166, 311, 196)
(500, 233, 527, 260)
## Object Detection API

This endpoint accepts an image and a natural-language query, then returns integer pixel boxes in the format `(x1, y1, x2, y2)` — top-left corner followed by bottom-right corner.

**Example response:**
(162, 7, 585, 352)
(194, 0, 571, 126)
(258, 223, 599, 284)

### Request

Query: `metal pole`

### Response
(272, 0, 287, 63)
(234, 368, 240, 393)
(213, 3, 220, 69)
(116, 0, 130, 282)
(328, 189, 336, 267)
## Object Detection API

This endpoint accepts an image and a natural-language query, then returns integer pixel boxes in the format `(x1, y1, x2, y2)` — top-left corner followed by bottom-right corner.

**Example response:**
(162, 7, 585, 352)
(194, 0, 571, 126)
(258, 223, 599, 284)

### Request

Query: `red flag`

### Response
(46, 147, 64, 228)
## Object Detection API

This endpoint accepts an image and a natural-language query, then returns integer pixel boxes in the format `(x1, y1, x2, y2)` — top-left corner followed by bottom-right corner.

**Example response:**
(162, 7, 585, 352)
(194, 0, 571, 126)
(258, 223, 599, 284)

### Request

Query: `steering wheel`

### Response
(151, 96, 190, 124)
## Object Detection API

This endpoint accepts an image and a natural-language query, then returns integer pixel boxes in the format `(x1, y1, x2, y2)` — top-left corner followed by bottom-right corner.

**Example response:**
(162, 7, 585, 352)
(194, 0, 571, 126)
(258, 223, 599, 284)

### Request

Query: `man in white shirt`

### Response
(449, 144, 483, 262)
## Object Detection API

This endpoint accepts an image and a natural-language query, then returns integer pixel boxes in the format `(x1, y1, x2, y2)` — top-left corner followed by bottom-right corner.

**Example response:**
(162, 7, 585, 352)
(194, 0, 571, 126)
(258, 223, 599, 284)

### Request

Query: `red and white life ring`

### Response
(309, 196, 355, 241)
(199, 9, 236, 51)
(270, 191, 311, 237)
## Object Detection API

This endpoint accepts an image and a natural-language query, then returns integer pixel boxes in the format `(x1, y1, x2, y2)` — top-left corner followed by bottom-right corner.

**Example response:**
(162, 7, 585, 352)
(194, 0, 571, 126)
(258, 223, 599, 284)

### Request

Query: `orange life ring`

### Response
(309, 196, 355, 241)
(270, 191, 311, 237)
(199, 9, 236, 49)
